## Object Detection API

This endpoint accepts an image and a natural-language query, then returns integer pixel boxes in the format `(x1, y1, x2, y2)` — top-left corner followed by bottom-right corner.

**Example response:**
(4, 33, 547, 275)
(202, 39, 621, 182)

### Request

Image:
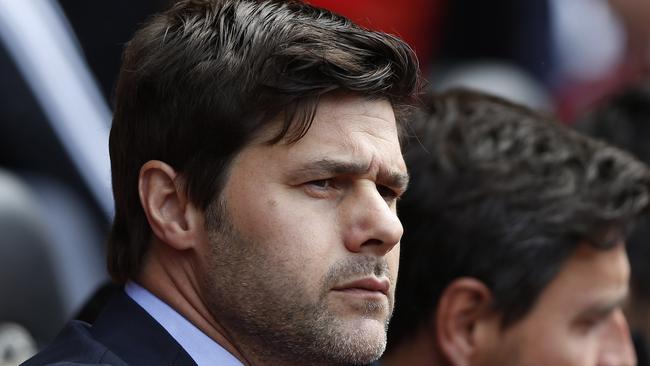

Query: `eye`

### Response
(307, 179, 332, 190)
(377, 184, 400, 202)
(302, 178, 339, 199)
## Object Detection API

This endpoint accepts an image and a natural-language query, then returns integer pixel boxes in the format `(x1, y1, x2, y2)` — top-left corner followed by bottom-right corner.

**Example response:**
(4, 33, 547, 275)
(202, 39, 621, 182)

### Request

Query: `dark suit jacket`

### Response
(21, 290, 197, 366)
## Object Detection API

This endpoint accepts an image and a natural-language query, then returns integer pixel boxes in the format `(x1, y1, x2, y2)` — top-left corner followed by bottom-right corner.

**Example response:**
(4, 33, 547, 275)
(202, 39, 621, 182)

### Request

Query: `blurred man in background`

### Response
(381, 89, 649, 366)
(22, 0, 419, 365)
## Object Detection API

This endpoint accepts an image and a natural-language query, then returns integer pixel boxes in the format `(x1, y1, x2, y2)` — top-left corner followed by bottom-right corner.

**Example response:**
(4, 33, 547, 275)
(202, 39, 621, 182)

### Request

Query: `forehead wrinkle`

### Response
(283, 96, 404, 185)
(319, 102, 397, 140)
(347, 116, 398, 144)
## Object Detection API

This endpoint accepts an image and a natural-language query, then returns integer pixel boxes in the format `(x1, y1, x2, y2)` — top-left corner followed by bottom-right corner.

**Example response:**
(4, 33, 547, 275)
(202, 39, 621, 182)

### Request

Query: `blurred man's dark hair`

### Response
(383, 89, 650, 366)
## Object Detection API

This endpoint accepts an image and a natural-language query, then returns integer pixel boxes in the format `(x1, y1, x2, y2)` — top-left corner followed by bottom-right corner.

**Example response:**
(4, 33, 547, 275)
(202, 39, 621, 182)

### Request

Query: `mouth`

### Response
(331, 277, 390, 297)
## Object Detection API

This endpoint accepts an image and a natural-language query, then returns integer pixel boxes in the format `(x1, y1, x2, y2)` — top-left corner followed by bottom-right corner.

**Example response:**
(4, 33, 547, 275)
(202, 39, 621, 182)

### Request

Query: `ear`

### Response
(435, 277, 493, 366)
(139, 160, 203, 250)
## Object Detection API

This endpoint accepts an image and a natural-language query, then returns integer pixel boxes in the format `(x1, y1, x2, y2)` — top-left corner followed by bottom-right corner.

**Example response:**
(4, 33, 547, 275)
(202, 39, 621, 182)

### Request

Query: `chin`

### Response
(331, 319, 388, 365)
(360, 316, 389, 336)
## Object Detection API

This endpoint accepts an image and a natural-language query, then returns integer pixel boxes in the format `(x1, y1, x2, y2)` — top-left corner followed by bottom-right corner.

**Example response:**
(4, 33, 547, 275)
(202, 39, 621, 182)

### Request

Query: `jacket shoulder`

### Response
(21, 321, 127, 366)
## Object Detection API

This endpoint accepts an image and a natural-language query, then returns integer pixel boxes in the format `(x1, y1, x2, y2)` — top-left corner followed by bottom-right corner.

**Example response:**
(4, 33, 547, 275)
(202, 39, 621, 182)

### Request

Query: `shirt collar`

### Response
(125, 281, 243, 366)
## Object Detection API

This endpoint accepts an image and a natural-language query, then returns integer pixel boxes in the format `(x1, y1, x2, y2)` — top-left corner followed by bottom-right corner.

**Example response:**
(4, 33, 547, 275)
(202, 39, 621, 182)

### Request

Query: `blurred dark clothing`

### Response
(634, 333, 649, 366)
(58, 0, 167, 103)
(439, 0, 554, 85)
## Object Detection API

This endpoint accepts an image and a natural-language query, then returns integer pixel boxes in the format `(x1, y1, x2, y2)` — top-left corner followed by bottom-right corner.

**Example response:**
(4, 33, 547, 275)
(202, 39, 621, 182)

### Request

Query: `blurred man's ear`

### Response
(435, 277, 493, 366)
(138, 160, 203, 250)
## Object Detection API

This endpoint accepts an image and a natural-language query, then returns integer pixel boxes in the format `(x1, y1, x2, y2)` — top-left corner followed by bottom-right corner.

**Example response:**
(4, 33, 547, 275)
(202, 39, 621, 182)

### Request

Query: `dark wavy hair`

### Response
(108, 0, 420, 283)
(388, 89, 650, 349)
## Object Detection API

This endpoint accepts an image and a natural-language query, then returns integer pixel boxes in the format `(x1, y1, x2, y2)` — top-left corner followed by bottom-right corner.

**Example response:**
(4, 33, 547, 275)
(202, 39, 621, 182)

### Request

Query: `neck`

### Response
(137, 242, 340, 366)
(137, 242, 253, 365)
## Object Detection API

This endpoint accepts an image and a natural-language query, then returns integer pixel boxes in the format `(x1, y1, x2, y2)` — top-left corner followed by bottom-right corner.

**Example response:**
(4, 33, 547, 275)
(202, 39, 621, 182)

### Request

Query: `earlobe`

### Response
(139, 160, 199, 250)
(435, 277, 493, 366)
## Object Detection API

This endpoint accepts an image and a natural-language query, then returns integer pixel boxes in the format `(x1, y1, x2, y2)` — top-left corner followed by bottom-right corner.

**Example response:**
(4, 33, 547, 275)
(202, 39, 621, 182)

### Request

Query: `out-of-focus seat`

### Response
(0, 168, 108, 362)
(0, 170, 66, 346)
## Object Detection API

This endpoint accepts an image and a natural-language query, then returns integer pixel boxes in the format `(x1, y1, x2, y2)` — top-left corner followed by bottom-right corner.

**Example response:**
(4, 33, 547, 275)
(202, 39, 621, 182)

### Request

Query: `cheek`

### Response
(226, 182, 343, 271)
(232, 182, 340, 244)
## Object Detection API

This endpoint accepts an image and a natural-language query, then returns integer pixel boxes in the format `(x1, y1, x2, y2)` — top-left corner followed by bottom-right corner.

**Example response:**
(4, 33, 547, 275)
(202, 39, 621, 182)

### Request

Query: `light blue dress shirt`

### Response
(125, 281, 244, 366)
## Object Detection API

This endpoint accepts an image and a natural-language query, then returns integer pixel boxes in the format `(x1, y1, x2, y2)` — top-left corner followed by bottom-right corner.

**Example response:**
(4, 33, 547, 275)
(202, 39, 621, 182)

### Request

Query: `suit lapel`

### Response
(91, 290, 197, 366)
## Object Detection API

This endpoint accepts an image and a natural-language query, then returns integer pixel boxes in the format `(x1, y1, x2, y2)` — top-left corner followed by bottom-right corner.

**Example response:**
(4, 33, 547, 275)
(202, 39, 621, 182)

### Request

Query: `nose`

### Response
(597, 309, 637, 366)
(341, 181, 403, 255)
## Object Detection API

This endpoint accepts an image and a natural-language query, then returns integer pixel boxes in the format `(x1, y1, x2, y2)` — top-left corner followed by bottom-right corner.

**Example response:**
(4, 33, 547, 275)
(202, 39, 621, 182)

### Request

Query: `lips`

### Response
(332, 277, 390, 296)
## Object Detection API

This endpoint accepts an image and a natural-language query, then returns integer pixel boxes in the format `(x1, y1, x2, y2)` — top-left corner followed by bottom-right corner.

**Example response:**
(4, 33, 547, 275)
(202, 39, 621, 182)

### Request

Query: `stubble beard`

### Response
(200, 201, 392, 365)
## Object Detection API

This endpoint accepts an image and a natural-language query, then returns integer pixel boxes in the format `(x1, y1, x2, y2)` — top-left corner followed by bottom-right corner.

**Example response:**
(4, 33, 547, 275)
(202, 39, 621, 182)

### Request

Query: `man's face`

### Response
(474, 243, 635, 366)
(197, 94, 406, 365)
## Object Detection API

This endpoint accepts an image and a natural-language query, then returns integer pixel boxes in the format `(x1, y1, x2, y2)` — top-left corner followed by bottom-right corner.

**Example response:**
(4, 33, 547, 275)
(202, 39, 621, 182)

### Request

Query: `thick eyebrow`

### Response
(576, 293, 628, 321)
(291, 158, 410, 191)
